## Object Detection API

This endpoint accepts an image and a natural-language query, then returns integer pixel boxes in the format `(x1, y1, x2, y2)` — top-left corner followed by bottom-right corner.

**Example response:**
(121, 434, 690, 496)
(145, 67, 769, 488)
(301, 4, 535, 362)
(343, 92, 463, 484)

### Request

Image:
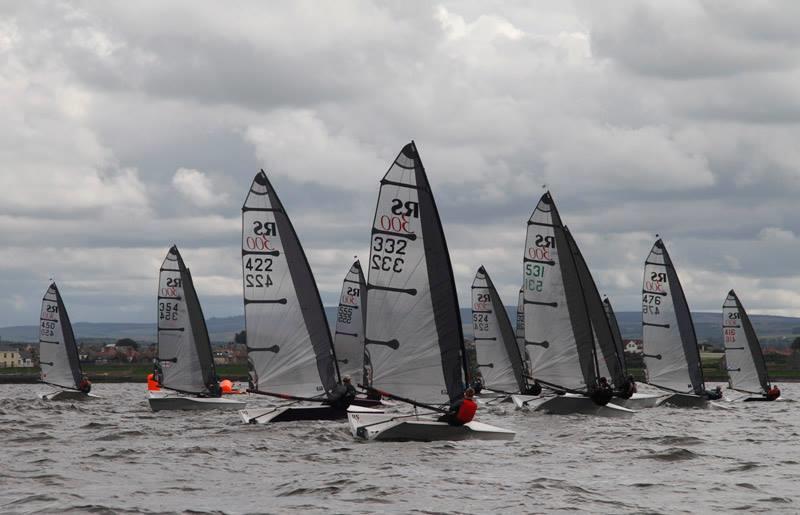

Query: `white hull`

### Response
(656, 392, 709, 408)
(511, 393, 635, 418)
(148, 392, 246, 412)
(39, 390, 99, 401)
(347, 406, 515, 442)
(612, 392, 666, 409)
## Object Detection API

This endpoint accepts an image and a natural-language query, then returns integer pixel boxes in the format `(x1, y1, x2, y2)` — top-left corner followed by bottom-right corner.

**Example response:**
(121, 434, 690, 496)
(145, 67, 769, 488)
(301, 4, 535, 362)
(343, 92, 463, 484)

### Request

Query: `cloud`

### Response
(172, 168, 228, 207)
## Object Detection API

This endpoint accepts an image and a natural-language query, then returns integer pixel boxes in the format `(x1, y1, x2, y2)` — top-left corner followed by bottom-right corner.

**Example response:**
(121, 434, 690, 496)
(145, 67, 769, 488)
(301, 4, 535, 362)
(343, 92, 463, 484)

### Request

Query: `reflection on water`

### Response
(1, 383, 799, 513)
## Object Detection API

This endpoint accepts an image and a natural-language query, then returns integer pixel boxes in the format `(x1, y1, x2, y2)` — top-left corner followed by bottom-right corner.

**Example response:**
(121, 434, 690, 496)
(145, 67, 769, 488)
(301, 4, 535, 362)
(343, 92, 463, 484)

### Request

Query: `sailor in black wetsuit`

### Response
(328, 375, 357, 409)
(591, 377, 614, 406)
(705, 385, 723, 400)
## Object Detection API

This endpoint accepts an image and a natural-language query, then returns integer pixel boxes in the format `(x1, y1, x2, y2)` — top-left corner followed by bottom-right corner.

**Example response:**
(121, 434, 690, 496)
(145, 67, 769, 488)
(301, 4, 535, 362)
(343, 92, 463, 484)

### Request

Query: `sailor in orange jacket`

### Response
(438, 387, 478, 426)
(765, 384, 781, 401)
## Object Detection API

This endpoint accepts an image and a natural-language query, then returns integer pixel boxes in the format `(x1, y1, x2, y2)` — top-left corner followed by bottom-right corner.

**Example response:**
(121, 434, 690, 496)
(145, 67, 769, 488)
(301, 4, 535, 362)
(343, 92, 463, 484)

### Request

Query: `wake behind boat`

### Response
(347, 142, 514, 441)
(149, 246, 245, 412)
(38, 283, 98, 401)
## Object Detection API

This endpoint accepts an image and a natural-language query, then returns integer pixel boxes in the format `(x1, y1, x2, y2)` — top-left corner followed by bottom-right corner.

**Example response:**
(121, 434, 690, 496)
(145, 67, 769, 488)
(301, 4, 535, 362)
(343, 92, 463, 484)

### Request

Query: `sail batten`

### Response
(472, 267, 527, 392)
(522, 192, 596, 392)
(242, 171, 338, 397)
(641, 239, 704, 394)
(723, 290, 769, 394)
(156, 246, 216, 395)
(365, 142, 466, 404)
(39, 283, 83, 390)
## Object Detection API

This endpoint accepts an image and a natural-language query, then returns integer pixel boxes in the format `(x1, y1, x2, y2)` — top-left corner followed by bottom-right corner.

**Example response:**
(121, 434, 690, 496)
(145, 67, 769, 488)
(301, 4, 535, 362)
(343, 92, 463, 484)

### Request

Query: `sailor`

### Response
(765, 384, 781, 401)
(219, 378, 235, 394)
(78, 374, 92, 394)
(618, 375, 637, 399)
(705, 385, 723, 400)
(591, 377, 614, 406)
(328, 375, 357, 409)
(470, 377, 483, 395)
(206, 379, 222, 398)
(437, 387, 478, 426)
(524, 381, 542, 396)
(146, 373, 161, 391)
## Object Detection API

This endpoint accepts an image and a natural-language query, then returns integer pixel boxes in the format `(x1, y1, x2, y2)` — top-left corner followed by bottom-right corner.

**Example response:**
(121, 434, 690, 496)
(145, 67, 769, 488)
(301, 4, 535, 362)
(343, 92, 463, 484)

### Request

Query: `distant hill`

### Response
(3, 308, 800, 345)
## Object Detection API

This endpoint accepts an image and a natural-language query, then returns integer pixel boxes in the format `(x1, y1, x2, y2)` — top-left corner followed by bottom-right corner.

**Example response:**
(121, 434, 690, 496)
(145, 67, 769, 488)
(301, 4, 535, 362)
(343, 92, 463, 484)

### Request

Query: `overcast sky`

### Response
(2, 1, 799, 326)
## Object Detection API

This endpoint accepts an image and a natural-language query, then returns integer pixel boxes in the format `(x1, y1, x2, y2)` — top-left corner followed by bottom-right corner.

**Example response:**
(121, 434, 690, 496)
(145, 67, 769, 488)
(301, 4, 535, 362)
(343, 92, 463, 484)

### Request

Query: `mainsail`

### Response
(641, 239, 704, 394)
(565, 229, 626, 388)
(522, 192, 597, 392)
(723, 290, 769, 394)
(156, 246, 217, 395)
(333, 260, 368, 385)
(365, 142, 468, 404)
(242, 171, 339, 397)
(39, 283, 82, 390)
(603, 298, 629, 377)
(471, 266, 527, 393)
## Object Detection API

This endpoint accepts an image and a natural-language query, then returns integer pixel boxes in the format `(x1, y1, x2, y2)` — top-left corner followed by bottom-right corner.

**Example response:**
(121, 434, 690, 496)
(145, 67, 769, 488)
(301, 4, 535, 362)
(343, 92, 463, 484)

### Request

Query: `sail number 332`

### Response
(371, 236, 406, 273)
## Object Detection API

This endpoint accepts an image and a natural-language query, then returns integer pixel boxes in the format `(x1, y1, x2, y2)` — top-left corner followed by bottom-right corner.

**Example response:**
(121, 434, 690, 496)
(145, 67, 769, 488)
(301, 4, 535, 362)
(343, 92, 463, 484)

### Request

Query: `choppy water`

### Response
(1, 382, 799, 514)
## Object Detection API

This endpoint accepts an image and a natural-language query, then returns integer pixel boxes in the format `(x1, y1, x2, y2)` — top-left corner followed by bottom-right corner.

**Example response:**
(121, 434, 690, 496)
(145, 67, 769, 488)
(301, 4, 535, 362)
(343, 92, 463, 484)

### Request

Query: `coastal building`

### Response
(0, 346, 34, 368)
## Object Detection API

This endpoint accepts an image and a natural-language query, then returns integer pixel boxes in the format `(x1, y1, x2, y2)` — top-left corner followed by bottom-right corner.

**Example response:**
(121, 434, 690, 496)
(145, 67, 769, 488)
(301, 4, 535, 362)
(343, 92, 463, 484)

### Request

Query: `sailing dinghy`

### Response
(723, 290, 779, 402)
(38, 283, 98, 401)
(510, 193, 633, 417)
(471, 266, 531, 400)
(603, 297, 664, 408)
(149, 246, 245, 411)
(237, 172, 380, 424)
(642, 238, 709, 408)
(347, 142, 514, 441)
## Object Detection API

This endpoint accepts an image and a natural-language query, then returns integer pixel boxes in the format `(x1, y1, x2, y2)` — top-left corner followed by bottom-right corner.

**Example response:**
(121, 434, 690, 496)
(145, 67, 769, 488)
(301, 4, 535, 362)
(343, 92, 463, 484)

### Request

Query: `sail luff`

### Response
(242, 171, 339, 396)
(364, 142, 465, 403)
(333, 260, 367, 384)
(724, 290, 769, 393)
(523, 192, 596, 392)
(642, 239, 704, 394)
(565, 229, 626, 387)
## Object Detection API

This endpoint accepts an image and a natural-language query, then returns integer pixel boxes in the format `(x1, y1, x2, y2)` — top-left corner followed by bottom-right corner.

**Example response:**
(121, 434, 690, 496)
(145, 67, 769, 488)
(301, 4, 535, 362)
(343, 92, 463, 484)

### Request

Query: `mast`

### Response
(641, 238, 705, 394)
(241, 171, 339, 397)
(522, 192, 597, 392)
(471, 266, 527, 393)
(565, 229, 626, 388)
(365, 141, 467, 404)
(723, 290, 769, 394)
(39, 283, 82, 390)
(156, 246, 216, 395)
(515, 285, 529, 376)
(333, 260, 368, 385)
(603, 298, 628, 377)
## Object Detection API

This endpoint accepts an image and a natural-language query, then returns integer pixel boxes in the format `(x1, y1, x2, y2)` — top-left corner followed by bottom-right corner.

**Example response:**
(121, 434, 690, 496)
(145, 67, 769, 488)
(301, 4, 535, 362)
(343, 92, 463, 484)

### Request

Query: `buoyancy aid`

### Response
(455, 398, 477, 424)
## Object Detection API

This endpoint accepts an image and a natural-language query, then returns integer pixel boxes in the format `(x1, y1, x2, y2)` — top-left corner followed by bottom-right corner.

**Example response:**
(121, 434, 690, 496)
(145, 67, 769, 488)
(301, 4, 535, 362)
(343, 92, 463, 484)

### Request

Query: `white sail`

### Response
(333, 260, 367, 385)
(472, 267, 526, 393)
(156, 246, 216, 395)
(523, 193, 596, 392)
(723, 290, 769, 394)
(365, 142, 466, 404)
(642, 239, 704, 394)
(242, 171, 338, 397)
(39, 283, 82, 389)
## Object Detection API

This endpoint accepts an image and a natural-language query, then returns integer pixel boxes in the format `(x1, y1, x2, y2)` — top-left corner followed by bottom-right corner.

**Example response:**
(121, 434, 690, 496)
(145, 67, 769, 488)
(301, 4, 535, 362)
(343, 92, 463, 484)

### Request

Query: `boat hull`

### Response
(39, 390, 99, 401)
(148, 393, 246, 412)
(347, 406, 514, 442)
(656, 393, 709, 408)
(511, 393, 635, 418)
(612, 392, 665, 409)
(743, 396, 779, 402)
(240, 405, 354, 424)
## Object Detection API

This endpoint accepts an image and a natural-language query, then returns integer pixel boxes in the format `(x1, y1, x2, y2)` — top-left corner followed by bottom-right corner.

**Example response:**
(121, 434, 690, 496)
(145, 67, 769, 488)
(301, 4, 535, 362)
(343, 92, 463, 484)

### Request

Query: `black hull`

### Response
(270, 405, 347, 422)
(743, 397, 776, 402)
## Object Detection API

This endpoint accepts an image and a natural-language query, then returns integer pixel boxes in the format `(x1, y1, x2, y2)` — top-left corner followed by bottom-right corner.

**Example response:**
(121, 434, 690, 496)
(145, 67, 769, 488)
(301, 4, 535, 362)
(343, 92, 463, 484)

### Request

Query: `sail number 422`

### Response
(245, 257, 273, 288)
